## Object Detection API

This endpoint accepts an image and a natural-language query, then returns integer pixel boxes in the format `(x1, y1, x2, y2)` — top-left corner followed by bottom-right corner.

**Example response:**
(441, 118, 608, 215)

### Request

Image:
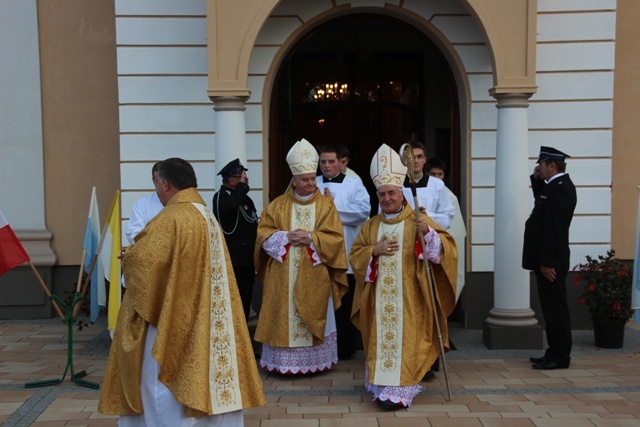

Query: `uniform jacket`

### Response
(212, 182, 258, 268)
(522, 173, 577, 272)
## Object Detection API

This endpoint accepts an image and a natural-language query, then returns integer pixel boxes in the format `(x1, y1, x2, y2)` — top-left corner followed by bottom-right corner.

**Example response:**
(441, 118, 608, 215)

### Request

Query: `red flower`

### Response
(572, 249, 633, 323)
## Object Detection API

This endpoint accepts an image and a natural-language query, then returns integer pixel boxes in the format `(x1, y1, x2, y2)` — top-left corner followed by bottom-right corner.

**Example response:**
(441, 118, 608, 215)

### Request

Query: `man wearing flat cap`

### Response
(213, 158, 259, 321)
(523, 146, 577, 370)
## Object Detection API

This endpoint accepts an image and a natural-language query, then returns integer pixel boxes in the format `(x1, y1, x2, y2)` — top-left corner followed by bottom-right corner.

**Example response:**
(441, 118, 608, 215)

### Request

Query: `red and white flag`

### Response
(0, 210, 30, 276)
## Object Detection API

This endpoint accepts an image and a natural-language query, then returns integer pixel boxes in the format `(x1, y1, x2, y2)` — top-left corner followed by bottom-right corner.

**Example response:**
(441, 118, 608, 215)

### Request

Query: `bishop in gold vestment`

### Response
(98, 158, 265, 426)
(349, 145, 457, 409)
(254, 139, 348, 374)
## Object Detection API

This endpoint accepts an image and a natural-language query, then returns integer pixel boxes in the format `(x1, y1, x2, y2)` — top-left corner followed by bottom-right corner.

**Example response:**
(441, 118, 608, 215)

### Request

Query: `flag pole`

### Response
(27, 261, 65, 320)
(75, 249, 86, 294)
(70, 249, 86, 319)
(400, 142, 453, 402)
(74, 252, 101, 319)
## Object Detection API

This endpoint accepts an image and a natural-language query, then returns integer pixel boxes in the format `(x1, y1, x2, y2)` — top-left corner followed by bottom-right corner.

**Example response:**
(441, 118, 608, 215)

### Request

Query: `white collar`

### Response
(294, 190, 313, 201)
(383, 205, 405, 220)
(547, 172, 565, 183)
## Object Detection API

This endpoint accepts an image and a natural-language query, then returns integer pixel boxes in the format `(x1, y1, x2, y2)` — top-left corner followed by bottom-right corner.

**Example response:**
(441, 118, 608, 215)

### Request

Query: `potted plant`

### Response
(573, 249, 633, 348)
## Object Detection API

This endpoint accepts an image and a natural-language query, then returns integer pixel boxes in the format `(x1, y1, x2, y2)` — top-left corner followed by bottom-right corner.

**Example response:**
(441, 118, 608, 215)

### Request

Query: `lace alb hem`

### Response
(260, 332, 337, 375)
(364, 364, 421, 407)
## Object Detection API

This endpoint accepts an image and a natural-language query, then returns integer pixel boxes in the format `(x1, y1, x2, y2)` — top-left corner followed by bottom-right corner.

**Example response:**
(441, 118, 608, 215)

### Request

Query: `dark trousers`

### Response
(535, 269, 572, 366)
(233, 266, 255, 321)
(336, 274, 360, 358)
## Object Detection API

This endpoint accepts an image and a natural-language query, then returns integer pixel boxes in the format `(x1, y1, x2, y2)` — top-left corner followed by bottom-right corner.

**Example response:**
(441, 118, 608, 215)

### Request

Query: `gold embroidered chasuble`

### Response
(98, 188, 265, 418)
(349, 204, 457, 387)
(254, 187, 348, 347)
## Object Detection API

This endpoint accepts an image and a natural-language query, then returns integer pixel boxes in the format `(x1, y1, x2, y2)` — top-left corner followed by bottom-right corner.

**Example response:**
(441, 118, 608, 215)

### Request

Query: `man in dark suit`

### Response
(523, 146, 577, 370)
(213, 158, 259, 321)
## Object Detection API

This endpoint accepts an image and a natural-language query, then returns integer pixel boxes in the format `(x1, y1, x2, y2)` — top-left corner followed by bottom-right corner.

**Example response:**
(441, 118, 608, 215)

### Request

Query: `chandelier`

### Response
(307, 82, 349, 102)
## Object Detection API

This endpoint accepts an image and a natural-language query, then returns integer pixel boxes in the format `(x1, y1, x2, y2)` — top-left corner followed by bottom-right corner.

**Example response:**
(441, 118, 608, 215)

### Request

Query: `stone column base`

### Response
(0, 266, 54, 319)
(483, 321, 543, 349)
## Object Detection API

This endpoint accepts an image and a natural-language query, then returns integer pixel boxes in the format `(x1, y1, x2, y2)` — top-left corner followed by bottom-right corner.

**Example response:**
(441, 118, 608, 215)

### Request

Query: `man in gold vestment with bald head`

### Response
(99, 157, 265, 427)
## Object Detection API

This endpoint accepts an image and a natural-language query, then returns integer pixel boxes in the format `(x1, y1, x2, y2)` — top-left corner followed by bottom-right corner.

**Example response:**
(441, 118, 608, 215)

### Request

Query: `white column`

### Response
(211, 96, 249, 189)
(0, 0, 55, 265)
(483, 93, 541, 348)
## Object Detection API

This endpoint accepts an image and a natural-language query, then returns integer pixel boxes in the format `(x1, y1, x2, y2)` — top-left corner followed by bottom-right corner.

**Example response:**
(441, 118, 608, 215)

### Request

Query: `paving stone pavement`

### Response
(1, 317, 639, 426)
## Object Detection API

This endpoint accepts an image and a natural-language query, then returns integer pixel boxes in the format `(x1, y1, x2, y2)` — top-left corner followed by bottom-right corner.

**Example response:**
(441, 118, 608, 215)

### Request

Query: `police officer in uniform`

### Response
(523, 146, 577, 370)
(213, 158, 259, 321)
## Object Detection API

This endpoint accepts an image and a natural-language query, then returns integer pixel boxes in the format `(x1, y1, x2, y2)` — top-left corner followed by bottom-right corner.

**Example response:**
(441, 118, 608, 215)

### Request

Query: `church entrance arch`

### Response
(268, 13, 460, 205)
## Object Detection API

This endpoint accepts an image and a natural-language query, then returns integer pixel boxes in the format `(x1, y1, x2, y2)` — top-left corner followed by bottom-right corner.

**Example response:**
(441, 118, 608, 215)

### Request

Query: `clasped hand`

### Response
(287, 228, 312, 247)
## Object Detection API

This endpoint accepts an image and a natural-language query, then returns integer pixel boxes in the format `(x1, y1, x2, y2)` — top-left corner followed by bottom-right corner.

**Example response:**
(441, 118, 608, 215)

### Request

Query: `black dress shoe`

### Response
(532, 360, 569, 370)
(378, 400, 406, 410)
(422, 370, 435, 381)
(529, 356, 546, 364)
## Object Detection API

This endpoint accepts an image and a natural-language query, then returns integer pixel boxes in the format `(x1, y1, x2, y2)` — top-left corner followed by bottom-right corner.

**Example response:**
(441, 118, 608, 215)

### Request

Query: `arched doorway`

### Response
(268, 13, 460, 204)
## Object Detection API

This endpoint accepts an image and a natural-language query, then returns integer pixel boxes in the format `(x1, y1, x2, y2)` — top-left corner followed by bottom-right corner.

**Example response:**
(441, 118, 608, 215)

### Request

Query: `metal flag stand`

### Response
(24, 259, 100, 390)
(23, 187, 109, 390)
(25, 291, 99, 390)
(399, 142, 453, 401)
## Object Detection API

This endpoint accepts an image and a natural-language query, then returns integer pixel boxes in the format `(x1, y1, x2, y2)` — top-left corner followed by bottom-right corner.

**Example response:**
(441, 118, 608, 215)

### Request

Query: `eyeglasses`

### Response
(414, 154, 426, 159)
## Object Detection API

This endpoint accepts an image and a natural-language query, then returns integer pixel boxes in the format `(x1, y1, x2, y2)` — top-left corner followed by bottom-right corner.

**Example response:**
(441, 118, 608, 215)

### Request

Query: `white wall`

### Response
(531, 2, 615, 267)
(114, 0, 616, 272)
(0, 0, 46, 229)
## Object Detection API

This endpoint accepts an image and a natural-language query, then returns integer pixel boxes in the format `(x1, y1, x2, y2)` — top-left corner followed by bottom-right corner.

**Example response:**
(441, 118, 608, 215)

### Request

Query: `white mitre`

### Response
(370, 143, 407, 188)
(286, 138, 319, 175)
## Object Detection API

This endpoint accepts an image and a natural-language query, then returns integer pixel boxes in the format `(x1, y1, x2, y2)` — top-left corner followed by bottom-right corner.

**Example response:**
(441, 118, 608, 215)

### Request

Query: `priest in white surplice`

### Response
(316, 145, 370, 360)
(401, 141, 454, 230)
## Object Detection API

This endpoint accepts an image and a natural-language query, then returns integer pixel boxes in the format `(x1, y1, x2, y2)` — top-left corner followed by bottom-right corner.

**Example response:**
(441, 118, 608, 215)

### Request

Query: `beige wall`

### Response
(612, 0, 640, 259)
(38, 0, 120, 265)
(465, 0, 537, 94)
(207, 0, 536, 97)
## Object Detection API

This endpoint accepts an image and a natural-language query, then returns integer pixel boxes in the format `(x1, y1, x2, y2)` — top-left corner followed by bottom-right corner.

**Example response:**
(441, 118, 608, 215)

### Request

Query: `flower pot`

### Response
(592, 320, 626, 349)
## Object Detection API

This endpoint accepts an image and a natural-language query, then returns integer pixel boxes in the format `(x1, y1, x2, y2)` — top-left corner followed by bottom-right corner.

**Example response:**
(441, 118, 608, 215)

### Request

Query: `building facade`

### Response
(2, 0, 638, 345)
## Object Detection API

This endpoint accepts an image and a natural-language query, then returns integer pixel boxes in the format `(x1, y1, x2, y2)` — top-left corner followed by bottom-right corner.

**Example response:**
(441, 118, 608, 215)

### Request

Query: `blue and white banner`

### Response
(83, 187, 105, 322)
